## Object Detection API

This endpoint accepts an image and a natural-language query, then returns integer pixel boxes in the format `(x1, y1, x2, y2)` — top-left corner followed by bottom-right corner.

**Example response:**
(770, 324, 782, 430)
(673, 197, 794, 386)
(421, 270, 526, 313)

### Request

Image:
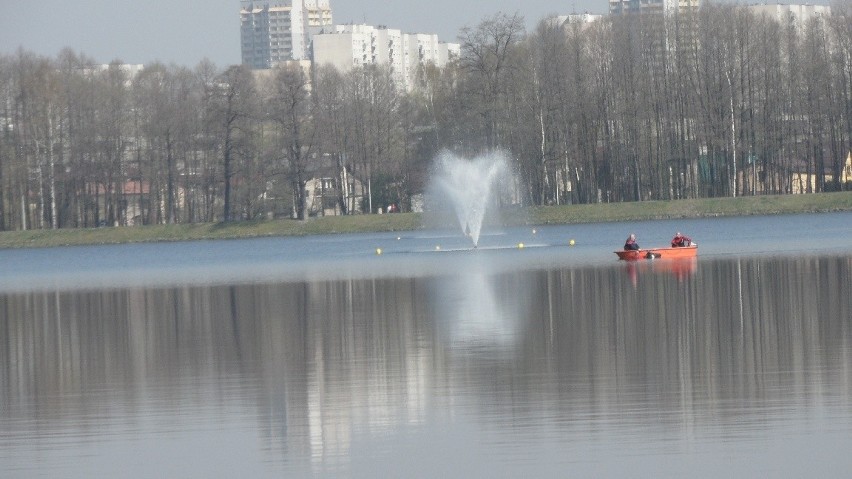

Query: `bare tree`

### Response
(132, 63, 198, 224)
(459, 12, 526, 151)
(211, 65, 256, 222)
(344, 64, 404, 213)
(193, 59, 222, 222)
(0, 54, 14, 230)
(313, 65, 354, 214)
(12, 51, 64, 229)
(828, 2, 852, 191)
(267, 63, 315, 219)
(800, 18, 834, 193)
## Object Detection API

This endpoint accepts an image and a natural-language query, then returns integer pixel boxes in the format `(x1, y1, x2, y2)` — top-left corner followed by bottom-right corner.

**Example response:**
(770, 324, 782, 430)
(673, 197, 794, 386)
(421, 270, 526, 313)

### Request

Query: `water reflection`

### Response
(623, 257, 698, 287)
(432, 271, 526, 348)
(1, 255, 850, 477)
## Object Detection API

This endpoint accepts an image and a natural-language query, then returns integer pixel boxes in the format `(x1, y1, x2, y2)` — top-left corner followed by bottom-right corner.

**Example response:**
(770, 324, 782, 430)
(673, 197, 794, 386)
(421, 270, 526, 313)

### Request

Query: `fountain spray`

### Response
(431, 151, 510, 247)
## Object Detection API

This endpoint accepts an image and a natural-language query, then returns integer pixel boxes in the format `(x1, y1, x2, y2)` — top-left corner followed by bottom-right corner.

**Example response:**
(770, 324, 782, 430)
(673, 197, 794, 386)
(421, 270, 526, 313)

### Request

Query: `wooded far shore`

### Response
(1, 192, 850, 249)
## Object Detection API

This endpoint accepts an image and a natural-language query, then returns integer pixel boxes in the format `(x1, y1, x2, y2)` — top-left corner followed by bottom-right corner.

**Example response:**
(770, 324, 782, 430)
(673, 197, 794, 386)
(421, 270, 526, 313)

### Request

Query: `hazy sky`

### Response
(0, 0, 604, 67)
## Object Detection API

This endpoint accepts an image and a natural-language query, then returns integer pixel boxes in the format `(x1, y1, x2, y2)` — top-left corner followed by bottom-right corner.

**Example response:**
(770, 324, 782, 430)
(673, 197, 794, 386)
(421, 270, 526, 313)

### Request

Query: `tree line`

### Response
(1, 3, 851, 230)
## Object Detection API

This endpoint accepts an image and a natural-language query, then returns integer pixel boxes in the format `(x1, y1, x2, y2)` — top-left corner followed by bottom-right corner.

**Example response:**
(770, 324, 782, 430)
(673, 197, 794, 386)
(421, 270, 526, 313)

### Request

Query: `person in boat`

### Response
(671, 232, 692, 247)
(624, 234, 640, 250)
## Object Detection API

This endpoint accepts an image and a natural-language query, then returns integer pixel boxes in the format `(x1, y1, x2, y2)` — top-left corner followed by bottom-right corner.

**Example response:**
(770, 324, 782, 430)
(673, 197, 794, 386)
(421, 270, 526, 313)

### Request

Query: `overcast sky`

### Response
(0, 0, 604, 67)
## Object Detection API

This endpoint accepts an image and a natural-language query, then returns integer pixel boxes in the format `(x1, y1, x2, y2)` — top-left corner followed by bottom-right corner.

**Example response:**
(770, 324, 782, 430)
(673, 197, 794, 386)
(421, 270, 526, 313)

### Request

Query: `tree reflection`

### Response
(0, 256, 850, 474)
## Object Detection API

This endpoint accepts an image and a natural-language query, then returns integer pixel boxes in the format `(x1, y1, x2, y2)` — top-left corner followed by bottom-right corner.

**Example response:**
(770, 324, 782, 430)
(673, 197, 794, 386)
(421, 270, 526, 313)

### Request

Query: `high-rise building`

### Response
(240, 0, 333, 69)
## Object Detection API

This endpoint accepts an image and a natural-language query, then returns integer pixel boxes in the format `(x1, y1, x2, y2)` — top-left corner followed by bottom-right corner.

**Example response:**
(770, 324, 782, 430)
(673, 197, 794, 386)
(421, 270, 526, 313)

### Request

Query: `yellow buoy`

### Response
(376, 248, 382, 255)
(569, 239, 575, 246)
(518, 243, 524, 249)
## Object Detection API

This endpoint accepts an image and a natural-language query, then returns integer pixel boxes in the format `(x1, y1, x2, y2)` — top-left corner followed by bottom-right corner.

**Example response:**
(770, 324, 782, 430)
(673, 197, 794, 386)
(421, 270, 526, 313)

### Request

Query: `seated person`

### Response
(671, 232, 692, 247)
(624, 234, 640, 250)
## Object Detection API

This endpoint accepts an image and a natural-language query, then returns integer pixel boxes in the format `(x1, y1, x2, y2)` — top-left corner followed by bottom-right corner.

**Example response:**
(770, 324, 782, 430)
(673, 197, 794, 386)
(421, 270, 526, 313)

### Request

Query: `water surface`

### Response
(1, 213, 851, 477)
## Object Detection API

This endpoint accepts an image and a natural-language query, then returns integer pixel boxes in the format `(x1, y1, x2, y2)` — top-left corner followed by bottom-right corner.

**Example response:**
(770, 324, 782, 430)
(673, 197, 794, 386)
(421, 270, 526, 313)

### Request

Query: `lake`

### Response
(1, 212, 851, 478)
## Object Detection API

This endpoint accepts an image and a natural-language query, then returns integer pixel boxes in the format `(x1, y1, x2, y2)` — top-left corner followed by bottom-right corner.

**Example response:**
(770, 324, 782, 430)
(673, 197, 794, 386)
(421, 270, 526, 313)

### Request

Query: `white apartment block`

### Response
(241, 0, 333, 69)
(745, 3, 830, 28)
(610, 0, 701, 15)
(547, 13, 604, 28)
(311, 24, 459, 91)
(311, 24, 378, 72)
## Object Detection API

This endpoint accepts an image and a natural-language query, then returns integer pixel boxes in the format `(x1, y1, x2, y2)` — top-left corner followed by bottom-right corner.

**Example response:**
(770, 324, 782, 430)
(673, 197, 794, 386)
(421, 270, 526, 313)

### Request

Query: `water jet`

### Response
(429, 151, 510, 248)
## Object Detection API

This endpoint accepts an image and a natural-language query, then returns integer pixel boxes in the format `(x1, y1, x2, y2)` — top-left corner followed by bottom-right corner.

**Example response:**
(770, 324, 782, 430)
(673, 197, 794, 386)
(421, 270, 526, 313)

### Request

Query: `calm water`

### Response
(1, 213, 851, 477)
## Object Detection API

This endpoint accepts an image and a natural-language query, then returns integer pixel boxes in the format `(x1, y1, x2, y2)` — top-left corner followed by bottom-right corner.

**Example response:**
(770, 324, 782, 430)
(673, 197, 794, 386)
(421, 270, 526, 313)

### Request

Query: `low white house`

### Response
(303, 167, 366, 216)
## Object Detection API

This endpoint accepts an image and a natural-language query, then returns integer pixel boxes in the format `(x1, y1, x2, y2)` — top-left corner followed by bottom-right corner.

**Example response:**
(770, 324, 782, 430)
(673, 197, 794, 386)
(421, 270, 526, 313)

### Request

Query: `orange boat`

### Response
(615, 244, 698, 260)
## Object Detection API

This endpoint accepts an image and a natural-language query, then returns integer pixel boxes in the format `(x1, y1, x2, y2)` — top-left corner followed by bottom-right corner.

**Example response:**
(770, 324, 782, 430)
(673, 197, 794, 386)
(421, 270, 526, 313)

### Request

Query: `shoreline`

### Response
(1, 192, 850, 249)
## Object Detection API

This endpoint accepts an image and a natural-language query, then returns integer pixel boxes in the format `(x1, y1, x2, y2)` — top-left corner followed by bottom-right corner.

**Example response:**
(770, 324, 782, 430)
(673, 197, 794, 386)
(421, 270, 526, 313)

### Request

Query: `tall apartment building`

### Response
(609, 0, 702, 61)
(240, 0, 333, 69)
(311, 24, 460, 91)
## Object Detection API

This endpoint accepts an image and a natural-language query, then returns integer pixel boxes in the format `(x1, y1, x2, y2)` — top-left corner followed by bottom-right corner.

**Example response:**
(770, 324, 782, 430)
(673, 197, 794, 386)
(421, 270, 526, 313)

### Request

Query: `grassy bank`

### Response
(1, 192, 850, 249)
